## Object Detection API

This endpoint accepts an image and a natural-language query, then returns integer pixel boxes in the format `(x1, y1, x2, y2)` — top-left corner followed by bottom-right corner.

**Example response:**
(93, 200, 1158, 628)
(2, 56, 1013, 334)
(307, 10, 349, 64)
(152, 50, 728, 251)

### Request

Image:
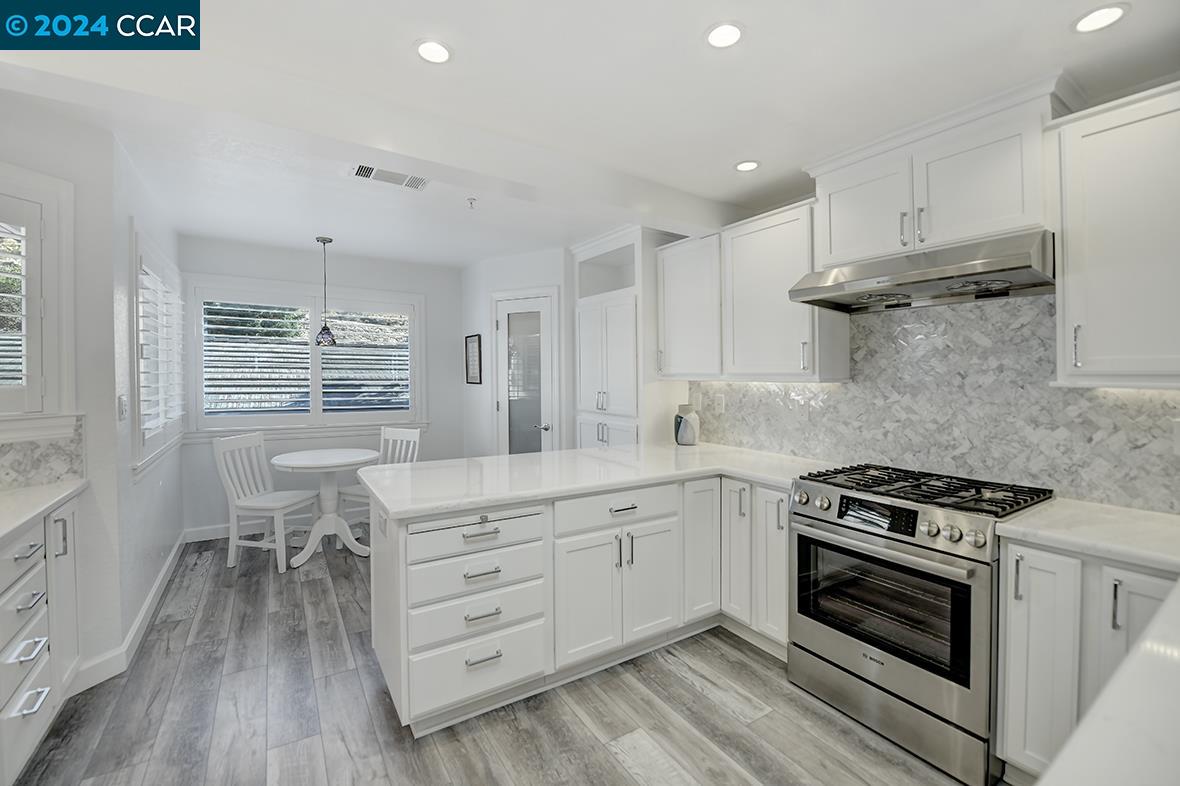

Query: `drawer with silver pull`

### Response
(407, 540, 544, 607)
(0, 562, 46, 649)
(407, 508, 545, 564)
(553, 483, 679, 537)
(0, 606, 48, 708)
(0, 651, 59, 785)
(408, 618, 547, 718)
(0, 521, 46, 597)
(408, 578, 546, 651)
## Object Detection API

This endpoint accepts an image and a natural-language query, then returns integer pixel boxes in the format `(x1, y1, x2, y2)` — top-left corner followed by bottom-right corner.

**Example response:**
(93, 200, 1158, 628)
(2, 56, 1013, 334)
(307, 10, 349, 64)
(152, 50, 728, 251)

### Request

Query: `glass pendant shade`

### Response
(315, 236, 336, 346)
(316, 323, 336, 346)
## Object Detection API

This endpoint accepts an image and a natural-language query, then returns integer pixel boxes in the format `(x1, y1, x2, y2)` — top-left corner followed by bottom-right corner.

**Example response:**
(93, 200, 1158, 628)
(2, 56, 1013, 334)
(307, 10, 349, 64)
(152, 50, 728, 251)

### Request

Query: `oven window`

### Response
(796, 534, 972, 687)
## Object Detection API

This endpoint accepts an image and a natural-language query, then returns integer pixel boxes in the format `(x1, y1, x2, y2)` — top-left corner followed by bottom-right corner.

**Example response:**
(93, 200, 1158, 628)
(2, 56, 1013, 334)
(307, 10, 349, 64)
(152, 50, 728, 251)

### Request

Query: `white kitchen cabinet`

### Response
(576, 292, 638, 418)
(656, 235, 722, 378)
(575, 416, 638, 449)
(1056, 86, 1180, 387)
(555, 529, 623, 669)
(681, 478, 721, 623)
(720, 478, 753, 625)
(1001, 544, 1082, 776)
(721, 204, 849, 381)
(813, 100, 1047, 267)
(622, 517, 681, 642)
(45, 501, 79, 690)
(1096, 566, 1175, 686)
(752, 487, 789, 645)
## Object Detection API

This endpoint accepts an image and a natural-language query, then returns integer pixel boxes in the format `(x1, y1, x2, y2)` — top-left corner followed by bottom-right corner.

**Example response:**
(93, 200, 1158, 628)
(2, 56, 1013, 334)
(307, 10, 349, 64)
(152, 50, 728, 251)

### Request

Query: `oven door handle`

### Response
(792, 521, 975, 582)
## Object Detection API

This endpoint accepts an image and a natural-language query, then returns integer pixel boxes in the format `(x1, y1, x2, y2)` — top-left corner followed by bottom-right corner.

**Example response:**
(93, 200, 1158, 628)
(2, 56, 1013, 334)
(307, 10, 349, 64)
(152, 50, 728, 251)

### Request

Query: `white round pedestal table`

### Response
(271, 448, 378, 568)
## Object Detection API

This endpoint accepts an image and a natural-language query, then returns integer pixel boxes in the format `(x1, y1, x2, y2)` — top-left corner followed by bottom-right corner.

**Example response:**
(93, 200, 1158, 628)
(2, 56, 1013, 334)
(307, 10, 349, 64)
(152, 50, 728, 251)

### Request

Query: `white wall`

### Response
(177, 235, 466, 533)
(460, 248, 575, 457)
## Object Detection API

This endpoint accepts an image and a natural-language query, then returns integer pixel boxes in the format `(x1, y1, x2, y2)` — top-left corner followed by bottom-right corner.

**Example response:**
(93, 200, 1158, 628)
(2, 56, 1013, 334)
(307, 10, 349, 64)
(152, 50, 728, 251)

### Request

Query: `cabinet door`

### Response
(576, 303, 603, 413)
(720, 479, 753, 625)
(911, 106, 1042, 247)
(603, 421, 638, 448)
(577, 417, 603, 448)
(45, 501, 79, 690)
(1097, 566, 1175, 686)
(814, 152, 913, 266)
(622, 517, 681, 643)
(1001, 544, 1082, 776)
(657, 236, 722, 378)
(601, 295, 638, 418)
(555, 529, 623, 669)
(721, 207, 814, 378)
(1059, 90, 1180, 380)
(752, 487, 789, 645)
(682, 478, 721, 623)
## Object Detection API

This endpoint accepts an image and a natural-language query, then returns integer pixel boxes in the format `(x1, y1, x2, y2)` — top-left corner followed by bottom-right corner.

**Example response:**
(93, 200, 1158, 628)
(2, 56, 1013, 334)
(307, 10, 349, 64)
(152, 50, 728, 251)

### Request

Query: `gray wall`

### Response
(691, 296, 1180, 514)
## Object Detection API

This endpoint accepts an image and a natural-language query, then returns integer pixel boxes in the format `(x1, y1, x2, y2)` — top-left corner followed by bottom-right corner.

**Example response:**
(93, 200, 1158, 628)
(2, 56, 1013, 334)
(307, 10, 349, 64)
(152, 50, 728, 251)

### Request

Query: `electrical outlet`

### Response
(714, 394, 725, 414)
(116, 394, 128, 421)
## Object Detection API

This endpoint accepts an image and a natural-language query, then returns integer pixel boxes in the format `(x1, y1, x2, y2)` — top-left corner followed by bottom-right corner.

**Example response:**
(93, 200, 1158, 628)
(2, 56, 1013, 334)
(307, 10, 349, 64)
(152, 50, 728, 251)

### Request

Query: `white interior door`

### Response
(496, 295, 556, 455)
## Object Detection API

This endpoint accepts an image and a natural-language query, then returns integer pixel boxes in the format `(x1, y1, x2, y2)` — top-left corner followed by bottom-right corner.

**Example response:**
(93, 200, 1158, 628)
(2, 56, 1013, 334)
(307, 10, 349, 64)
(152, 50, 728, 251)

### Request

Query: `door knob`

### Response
(532, 424, 551, 431)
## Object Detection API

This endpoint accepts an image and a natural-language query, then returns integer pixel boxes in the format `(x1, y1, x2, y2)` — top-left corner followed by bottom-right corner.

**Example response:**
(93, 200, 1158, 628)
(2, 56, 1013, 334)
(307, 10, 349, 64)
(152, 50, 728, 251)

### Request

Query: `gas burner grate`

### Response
(802, 464, 1053, 518)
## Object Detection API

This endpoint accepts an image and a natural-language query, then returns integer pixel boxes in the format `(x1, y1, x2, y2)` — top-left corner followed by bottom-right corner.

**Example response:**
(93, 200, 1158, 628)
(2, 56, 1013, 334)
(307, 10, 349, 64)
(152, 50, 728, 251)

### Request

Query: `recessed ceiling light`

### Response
(1074, 4, 1128, 32)
(735, 160, 760, 172)
(706, 23, 742, 48)
(417, 40, 451, 63)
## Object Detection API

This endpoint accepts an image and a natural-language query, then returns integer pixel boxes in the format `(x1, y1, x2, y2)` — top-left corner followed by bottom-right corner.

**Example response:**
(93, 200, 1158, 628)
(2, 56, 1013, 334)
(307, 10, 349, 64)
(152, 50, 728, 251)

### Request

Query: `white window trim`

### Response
(0, 160, 75, 423)
(131, 222, 184, 464)
(185, 273, 428, 433)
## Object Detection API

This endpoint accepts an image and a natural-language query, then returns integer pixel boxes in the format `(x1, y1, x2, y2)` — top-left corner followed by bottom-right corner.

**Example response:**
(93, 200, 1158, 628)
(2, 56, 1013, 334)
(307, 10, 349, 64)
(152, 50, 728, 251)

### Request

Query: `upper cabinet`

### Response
(1055, 85, 1180, 389)
(812, 100, 1048, 268)
(656, 235, 722, 378)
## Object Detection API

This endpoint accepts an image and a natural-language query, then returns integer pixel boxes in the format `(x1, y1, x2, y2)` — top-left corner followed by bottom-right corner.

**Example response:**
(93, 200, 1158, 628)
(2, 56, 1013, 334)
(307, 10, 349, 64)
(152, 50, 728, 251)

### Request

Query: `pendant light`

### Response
(315, 236, 336, 346)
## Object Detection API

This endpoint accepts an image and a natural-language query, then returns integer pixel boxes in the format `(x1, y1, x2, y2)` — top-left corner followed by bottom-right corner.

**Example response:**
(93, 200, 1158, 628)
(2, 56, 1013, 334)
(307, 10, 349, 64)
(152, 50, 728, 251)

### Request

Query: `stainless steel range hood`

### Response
(789, 230, 1055, 313)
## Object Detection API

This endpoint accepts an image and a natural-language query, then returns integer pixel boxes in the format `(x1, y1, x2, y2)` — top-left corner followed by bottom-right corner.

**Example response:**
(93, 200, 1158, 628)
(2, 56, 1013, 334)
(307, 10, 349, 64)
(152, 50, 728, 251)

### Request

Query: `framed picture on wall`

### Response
(465, 334, 482, 384)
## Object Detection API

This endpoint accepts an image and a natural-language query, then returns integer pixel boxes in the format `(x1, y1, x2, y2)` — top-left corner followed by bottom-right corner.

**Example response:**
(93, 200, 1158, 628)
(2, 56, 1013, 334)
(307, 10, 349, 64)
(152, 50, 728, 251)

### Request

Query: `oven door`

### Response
(789, 516, 993, 736)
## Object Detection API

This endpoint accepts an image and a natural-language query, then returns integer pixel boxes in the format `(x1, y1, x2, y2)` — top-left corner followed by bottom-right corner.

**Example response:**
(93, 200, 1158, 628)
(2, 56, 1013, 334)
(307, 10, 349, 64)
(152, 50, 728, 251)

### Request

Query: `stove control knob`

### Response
(794, 490, 809, 506)
(919, 521, 940, 538)
(942, 524, 963, 543)
(966, 529, 987, 549)
(816, 496, 831, 511)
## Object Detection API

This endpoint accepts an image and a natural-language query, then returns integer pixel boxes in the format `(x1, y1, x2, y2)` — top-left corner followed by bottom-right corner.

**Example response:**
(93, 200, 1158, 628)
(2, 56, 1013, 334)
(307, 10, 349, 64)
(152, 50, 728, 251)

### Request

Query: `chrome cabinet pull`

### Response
(13, 543, 43, 562)
(800, 341, 809, 371)
(465, 649, 503, 668)
(776, 498, 785, 530)
(916, 207, 926, 243)
(1111, 579, 1123, 630)
(615, 533, 622, 568)
(1072, 324, 1082, 368)
(464, 606, 503, 623)
(738, 487, 746, 518)
(627, 532, 635, 566)
(13, 686, 50, 717)
(10, 636, 48, 664)
(602, 424, 610, 446)
(609, 504, 638, 515)
(462, 527, 501, 541)
(601, 391, 608, 411)
(657, 349, 665, 372)
(899, 211, 909, 247)
(16, 591, 46, 612)
(463, 565, 502, 581)
(54, 518, 68, 557)
(1013, 553, 1024, 600)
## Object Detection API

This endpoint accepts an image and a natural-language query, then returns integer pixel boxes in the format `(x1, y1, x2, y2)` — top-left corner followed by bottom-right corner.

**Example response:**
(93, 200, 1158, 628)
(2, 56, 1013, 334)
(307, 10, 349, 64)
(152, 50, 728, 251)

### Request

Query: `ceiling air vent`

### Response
(353, 164, 429, 191)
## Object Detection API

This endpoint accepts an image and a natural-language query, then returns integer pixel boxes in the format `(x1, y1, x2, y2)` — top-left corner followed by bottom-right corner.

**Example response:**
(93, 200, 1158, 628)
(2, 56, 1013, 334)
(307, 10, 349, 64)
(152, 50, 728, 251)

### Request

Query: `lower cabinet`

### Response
(752, 487, 790, 645)
(720, 479, 752, 625)
(45, 501, 79, 690)
(681, 478, 721, 623)
(1096, 565, 1174, 687)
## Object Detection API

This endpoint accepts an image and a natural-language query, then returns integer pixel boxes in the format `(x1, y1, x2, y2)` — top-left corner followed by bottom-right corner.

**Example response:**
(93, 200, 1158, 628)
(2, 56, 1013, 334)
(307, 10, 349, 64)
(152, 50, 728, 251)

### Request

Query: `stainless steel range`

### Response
(786, 464, 1053, 786)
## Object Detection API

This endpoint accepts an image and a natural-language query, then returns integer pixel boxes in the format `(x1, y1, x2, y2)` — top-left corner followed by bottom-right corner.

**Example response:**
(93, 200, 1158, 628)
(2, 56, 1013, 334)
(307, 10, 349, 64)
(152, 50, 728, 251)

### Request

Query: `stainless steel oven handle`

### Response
(792, 521, 975, 582)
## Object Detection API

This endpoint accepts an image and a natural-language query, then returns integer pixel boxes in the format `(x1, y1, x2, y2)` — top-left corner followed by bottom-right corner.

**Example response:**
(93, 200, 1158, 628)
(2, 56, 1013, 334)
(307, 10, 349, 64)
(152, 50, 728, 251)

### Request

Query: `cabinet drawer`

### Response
(0, 607, 48, 708)
(408, 510, 544, 564)
(408, 579, 546, 651)
(408, 541, 544, 607)
(1, 651, 59, 786)
(409, 619, 547, 718)
(0, 562, 46, 648)
(554, 483, 679, 537)
(0, 522, 45, 596)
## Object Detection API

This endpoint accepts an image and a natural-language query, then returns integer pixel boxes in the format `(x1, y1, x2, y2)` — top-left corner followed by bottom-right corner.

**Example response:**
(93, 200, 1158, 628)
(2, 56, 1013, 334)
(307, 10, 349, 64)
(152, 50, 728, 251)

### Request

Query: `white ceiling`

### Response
(2, 0, 1179, 258)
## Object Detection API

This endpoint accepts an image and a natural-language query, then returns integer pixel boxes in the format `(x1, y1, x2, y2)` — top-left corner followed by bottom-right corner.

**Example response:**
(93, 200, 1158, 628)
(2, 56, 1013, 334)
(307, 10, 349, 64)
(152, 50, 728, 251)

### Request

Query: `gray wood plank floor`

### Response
(18, 536, 957, 786)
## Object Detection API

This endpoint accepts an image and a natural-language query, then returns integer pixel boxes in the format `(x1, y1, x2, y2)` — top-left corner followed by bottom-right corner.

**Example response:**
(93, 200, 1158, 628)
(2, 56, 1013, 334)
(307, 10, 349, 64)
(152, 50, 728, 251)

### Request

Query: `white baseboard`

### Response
(184, 520, 267, 542)
(69, 531, 185, 696)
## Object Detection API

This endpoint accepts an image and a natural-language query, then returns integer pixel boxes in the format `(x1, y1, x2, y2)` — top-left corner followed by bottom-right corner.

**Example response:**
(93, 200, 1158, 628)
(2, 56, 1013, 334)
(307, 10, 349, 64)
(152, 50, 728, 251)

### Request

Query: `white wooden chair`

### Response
(339, 427, 421, 509)
(214, 432, 320, 574)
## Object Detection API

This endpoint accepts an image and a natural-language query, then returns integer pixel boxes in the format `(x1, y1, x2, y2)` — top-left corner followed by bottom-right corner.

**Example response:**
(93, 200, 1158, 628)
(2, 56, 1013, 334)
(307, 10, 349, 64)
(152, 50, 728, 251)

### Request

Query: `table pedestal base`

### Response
(289, 470, 372, 567)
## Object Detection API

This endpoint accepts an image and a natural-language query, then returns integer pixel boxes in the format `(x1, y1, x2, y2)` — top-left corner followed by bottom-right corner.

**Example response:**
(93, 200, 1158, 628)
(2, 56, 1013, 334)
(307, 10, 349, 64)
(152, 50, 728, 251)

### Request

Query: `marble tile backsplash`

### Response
(0, 417, 85, 490)
(692, 296, 1180, 514)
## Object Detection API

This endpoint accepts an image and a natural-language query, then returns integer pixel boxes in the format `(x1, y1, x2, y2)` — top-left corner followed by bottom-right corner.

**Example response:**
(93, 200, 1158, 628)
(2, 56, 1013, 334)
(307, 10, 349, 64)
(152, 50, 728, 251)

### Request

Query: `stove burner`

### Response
(801, 464, 1053, 518)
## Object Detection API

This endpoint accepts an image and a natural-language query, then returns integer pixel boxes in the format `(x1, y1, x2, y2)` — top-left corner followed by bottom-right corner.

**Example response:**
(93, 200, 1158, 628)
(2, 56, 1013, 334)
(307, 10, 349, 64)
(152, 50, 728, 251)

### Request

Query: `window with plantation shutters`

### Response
(202, 301, 311, 416)
(136, 265, 184, 441)
(0, 193, 43, 413)
(321, 308, 411, 412)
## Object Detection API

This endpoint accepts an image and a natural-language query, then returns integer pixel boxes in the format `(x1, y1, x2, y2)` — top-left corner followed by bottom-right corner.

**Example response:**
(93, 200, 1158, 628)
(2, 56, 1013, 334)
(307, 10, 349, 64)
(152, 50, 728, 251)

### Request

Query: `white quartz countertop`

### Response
(997, 498, 1180, 573)
(358, 443, 830, 520)
(0, 479, 88, 546)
